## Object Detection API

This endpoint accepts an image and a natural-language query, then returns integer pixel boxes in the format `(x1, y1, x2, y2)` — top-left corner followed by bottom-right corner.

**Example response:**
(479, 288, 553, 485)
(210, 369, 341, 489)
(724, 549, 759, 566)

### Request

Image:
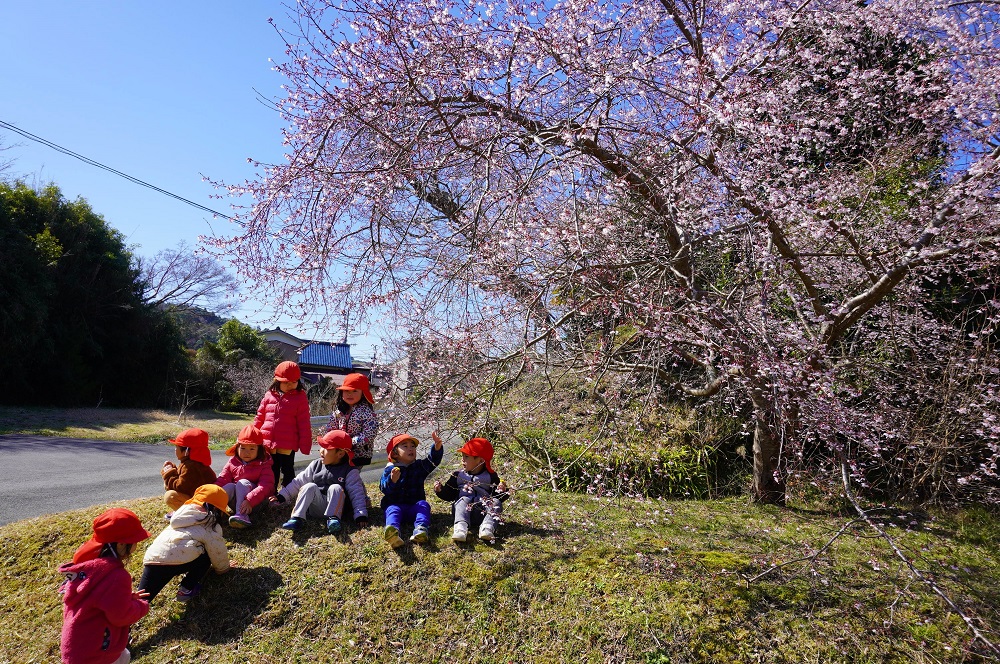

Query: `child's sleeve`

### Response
(379, 464, 396, 495)
(253, 394, 268, 430)
(435, 471, 461, 502)
(344, 468, 369, 519)
(418, 443, 444, 474)
(278, 463, 311, 503)
(353, 407, 379, 458)
(215, 461, 234, 488)
(202, 528, 230, 573)
(297, 392, 312, 455)
(97, 568, 149, 627)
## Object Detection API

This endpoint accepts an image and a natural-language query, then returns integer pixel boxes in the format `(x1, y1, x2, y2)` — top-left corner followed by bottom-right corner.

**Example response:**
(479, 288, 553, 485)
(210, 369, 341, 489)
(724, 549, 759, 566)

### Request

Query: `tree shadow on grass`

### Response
(131, 565, 283, 652)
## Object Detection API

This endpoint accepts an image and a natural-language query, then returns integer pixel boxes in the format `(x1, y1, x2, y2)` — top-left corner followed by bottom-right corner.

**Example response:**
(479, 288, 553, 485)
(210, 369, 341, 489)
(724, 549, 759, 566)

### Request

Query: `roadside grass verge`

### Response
(0, 406, 253, 448)
(2, 487, 998, 663)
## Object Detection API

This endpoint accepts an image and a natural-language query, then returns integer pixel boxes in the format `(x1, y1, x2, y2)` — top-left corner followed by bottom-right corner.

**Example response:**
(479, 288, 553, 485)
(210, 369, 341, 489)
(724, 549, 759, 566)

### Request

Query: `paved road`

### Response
(0, 435, 391, 527)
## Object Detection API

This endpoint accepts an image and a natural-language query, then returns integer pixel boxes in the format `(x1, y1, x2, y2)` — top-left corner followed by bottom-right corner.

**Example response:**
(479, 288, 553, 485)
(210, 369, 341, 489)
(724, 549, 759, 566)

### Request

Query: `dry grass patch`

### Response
(0, 406, 252, 447)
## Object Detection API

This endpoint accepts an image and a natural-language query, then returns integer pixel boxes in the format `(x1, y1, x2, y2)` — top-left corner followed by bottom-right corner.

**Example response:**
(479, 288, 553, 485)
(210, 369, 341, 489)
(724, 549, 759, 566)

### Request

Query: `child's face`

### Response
(393, 440, 418, 464)
(279, 380, 297, 393)
(320, 446, 347, 465)
(237, 444, 258, 462)
(461, 453, 486, 474)
(174, 446, 188, 461)
(340, 389, 362, 406)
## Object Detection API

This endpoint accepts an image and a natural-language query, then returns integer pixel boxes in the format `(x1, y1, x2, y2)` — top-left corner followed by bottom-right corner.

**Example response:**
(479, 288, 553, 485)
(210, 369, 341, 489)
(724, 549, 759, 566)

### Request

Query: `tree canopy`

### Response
(216, 0, 1000, 504)
(0, 182, 188, 407)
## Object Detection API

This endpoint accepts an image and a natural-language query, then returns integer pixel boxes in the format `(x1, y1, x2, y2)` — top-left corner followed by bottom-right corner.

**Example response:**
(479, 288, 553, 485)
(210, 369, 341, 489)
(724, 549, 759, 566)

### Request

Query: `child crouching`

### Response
(269, 429, 369, 534)
(138, 484, 233, 603)
(380, 430, 443, 547)
(216, 424, 275, 529)
(434, 437, 508, 543)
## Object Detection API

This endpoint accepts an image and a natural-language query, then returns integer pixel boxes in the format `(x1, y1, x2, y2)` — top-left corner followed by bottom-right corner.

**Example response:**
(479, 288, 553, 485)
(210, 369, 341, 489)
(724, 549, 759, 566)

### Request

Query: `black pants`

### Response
(272, 451, 296, 490)
(137, 553, 211, 602)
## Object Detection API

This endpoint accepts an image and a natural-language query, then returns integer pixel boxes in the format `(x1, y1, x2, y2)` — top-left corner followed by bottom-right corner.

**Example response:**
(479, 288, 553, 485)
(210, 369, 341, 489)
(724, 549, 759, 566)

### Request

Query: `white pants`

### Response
(291, 483, 345, 519)
(111, 648, 131, 664)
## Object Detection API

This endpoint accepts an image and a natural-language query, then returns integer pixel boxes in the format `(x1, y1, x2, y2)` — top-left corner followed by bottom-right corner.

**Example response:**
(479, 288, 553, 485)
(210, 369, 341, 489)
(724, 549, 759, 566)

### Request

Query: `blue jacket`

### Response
(379, 444, 443, 508)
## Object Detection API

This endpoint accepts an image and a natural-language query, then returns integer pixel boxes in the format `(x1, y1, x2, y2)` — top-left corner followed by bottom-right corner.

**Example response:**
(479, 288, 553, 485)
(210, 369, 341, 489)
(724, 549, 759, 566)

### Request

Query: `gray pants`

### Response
(454, 495, 501, 531)
(221, 479, 264, 515)
(292, 483, 347, 519)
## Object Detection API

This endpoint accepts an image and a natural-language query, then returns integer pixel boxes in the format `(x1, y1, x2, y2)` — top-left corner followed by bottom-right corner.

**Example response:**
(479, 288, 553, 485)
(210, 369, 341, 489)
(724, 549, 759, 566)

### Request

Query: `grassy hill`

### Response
(2, 486, 998, 663)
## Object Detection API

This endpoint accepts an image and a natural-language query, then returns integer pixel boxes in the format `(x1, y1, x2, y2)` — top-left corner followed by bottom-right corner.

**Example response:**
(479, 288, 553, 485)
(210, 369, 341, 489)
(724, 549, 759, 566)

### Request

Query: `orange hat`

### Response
(169, 428, 212, 467)
(386, 433, 419, 459)
(226, 425, 264, 456)
(184, 484, 230, 513)
(458, 437, 495, 474)
(274, 361, 301, 382)
(72, 508, 150, 564)
(318, 430, 354, 463)
(337, 373, 373, 404)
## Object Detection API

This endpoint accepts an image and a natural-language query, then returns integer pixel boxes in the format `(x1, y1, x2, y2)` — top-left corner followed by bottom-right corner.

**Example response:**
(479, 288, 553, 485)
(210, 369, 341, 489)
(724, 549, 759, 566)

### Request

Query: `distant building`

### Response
(261, 328, 306, 362)
(298, 341, 357, 385)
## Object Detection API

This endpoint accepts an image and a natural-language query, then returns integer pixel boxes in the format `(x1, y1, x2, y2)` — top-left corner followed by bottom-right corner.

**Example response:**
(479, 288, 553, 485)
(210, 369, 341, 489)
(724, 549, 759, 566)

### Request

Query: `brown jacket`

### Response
(163, 458, 216, 497)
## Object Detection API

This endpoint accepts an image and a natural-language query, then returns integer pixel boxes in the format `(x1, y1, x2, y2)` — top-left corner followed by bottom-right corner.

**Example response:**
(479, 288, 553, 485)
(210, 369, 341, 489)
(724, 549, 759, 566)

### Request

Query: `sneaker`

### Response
(163, 512, 173, 522)
(175, 584, 201, 603)
(383, 526, 405, 549)
(281, 517, 304, 531)
(452, 522, 469, 543)
(326, 516, 342, 534)
(229, 514, 251, 529)
(479, 525, 496, 542)
(410, 526, 429, 544)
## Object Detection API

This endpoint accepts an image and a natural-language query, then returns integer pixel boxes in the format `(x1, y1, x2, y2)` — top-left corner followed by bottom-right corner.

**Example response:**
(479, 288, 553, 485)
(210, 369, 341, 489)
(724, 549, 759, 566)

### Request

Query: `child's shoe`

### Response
(175, 583, 201, 603)
(281, 517, 304, 531)
(229, 514, 251, 529)
(452, 521, 469, 543)
(383, 526, 405, 548)
(326, 516, 342, 534)
(478, 525, 496, 542)
(410, 526, 429, 543)
(163, 512, 173, 522)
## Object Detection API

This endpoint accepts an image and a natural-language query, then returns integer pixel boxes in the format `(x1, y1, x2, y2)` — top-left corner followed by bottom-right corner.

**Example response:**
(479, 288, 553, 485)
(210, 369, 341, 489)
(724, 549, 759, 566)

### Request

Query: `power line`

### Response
(0, 119, 240, 223)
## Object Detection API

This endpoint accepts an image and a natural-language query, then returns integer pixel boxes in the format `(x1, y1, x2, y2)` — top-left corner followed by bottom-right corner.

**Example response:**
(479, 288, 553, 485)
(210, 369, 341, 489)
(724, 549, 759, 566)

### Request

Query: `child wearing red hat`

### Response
(138, 485, 233, 603)
(215, 425, 275, 529)
(254, 361, 312, 490)
(269, 429, 369, 534)
(434, 437, 508, 543)
(380, 430, 444, 547)
(324, 372, 379, 468)
(58, 508, 150, 664)
(161, 428, 217, 513)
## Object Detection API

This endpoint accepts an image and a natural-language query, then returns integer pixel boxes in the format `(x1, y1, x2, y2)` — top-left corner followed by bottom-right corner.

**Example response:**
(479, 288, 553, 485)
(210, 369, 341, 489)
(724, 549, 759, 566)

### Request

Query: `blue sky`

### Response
(0, 1, 380, 360)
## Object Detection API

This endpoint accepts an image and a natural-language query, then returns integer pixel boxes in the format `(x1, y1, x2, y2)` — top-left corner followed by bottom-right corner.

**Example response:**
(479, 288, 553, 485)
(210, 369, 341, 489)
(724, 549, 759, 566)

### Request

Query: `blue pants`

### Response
(384, 501, 431, 532)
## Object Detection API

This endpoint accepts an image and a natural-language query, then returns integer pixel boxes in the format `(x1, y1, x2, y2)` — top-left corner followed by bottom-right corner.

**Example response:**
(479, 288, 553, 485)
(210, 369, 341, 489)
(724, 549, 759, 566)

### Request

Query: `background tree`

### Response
(193, 319, 279, 412)
(139, 241, 237, 313)
(0, 182, 189, 407)
(215, 0, 1000, 504)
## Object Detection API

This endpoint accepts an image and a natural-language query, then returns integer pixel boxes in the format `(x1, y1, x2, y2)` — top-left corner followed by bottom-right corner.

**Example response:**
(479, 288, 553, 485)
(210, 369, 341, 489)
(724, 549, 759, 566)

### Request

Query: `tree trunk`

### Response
(752, 413, 787, 505)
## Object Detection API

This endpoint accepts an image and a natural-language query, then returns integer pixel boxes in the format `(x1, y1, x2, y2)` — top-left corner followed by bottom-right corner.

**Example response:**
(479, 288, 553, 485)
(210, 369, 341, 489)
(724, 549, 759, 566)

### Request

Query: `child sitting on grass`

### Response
(59, 508, 150, 664)
(434, 437, 508, 543)
(380, 430, 443, 547)
(269, 429, 369, 534)
(215, 424, 275, 529)
(161, 428, 216, 513)
(138, 484, 233, 603)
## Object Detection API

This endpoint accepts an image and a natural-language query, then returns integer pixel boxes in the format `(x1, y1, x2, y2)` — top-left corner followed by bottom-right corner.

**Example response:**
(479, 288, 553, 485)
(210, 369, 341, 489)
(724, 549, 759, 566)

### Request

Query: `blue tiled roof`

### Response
(299, 342, 353, 370)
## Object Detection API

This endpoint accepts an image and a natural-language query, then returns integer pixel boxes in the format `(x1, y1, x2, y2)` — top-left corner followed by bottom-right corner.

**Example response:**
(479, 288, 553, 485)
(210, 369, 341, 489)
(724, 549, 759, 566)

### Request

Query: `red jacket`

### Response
(59, 555, 148, 664)
(253, 388, 312, 455)
(215, 453, 276, 508)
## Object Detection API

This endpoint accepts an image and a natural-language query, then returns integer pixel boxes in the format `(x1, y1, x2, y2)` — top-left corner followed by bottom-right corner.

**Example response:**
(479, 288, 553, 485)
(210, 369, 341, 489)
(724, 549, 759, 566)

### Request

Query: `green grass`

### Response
(2, 489, 998, 663)
(0, 405, 253, 449)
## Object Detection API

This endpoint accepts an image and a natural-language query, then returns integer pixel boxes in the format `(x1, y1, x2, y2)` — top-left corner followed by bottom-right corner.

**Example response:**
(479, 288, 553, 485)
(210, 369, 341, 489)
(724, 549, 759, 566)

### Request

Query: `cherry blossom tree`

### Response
(214, 0, 1000, 504)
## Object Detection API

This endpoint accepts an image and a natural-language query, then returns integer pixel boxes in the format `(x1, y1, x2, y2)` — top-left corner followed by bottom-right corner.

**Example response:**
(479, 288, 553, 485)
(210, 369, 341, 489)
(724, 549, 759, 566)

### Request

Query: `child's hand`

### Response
(498, 480, 508, 493)
(431, 430, 443, 450)
(238, 500, 251, 515)
(434, 480, 443, 493)
(133, 590, 150, 601)
(390, 466, 401, 483)
(268, 495, 281, 505)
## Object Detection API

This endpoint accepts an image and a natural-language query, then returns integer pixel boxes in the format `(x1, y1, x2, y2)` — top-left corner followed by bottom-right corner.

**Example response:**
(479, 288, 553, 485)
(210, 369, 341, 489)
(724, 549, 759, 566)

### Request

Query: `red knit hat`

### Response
(226, 425, 264, 456)
(274, 361, 301, 382)
(72, 508, 150, 563)
(317, 430, 354, 463)
(386, 433, 419, 459)
(169, 428, 212, 467)
(337, 373, 374, 404)
(458, 437, 495, 474)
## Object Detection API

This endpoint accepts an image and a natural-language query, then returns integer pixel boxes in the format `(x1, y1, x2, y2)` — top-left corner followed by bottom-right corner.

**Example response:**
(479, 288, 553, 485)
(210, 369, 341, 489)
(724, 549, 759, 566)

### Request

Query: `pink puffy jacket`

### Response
(253, 388, 312, 455)
(215, 453, 276, 508)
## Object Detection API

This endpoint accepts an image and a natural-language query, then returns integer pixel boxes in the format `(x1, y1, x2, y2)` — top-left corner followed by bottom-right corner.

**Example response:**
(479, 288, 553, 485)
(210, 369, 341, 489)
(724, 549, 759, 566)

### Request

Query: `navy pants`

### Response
(137, 553, 211, 602)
